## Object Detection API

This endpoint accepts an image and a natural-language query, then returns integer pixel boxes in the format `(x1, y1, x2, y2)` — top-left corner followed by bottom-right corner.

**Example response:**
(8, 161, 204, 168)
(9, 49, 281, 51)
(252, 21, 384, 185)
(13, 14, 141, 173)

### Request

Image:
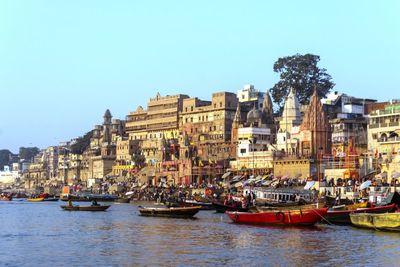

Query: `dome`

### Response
(247, 106, 262, 122)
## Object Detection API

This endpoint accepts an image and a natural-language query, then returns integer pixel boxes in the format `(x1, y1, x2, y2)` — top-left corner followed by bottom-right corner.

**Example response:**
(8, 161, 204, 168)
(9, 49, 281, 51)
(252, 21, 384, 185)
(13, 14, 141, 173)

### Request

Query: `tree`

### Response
(70, 130, 94, 154)
(0, 149, 12, 170)
(270, 54, 335, 112)
(19, 147, 40, 161)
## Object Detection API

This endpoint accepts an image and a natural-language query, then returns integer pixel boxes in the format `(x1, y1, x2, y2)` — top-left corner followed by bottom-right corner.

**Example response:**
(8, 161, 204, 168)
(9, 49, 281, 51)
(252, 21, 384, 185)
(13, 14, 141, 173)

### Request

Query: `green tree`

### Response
(0, 149, 12, 170)
(19, 147, 40, 161)
(70, 130, 93, 154)
(270, 53, 335, 112)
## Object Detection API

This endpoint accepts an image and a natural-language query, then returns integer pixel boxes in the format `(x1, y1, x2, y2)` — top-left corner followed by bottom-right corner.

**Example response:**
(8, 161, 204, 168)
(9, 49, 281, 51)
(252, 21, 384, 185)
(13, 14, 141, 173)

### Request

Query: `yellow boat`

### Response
(350, 212, 400, 231)
(27, 197, 45, 202)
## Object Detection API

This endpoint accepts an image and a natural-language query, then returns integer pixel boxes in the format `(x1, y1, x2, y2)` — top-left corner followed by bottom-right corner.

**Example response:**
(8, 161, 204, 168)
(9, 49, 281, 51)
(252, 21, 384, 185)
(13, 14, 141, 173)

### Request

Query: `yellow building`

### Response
(368, 102, 400, 158)
(273, 159, 311, 179)
(126, 93, 189, 164)
(179, 92, 238, 162)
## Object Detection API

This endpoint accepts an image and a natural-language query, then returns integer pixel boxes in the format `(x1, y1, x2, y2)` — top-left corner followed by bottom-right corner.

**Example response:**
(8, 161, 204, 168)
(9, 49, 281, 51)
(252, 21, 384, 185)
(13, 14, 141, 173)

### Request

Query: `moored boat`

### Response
(325, 203, 397, 224)
(61, 205, 110, 211)
(256, 203, 319, 212)
(226, 207, 328, 226)
(350, 212, 400, 231)
(0, 196, 12, 201)
(42, 197, 59, 202)
(27, 197, 45, 202)
(114, 198, 131, 203)
(138, 206, 201, 218)
(181, 199, 214, 210)
(212, 201, 249, 213)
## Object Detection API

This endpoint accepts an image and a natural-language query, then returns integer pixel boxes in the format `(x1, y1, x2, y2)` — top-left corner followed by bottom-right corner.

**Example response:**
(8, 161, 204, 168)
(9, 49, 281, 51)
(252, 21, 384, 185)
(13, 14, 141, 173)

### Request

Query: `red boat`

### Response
(226, 207, 328, 226)
(0, 195, 12, 201)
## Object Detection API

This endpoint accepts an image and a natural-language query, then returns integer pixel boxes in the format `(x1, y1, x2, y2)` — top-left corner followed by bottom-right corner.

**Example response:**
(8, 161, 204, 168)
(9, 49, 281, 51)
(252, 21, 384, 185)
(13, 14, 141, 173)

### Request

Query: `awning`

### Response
(125, 191, 134, 196)
(281, 175, 289, 180)
(304, 181, 315, 190)
(222, 172, 231, 179)
(140, 184, 147, 190)
(360, 180, 372, 190)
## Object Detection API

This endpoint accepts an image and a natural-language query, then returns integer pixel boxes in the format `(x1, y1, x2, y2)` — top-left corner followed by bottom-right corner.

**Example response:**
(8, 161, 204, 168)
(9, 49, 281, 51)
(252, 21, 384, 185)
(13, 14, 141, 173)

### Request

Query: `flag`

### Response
(199, 160, 204, 167)
(209, 159, 213, 165)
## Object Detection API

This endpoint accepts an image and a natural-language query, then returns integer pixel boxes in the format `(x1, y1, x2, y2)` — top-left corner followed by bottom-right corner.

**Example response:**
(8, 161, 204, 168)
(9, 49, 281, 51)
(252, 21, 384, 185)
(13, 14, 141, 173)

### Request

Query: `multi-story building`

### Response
(322, 91, 376, 156)
(112, 137, 140, 176)
(368, 101, 400, 158)
(237, 84, 265, 113)
(126, 93, 189, 164)
(179, 92, 238, 162)
(43, 146, 59, 180)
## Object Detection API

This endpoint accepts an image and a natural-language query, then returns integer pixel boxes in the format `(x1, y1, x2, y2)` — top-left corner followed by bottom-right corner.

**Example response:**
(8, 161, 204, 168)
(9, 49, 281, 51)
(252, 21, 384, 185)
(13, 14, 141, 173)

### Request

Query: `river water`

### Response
(0, 200, 399, 267)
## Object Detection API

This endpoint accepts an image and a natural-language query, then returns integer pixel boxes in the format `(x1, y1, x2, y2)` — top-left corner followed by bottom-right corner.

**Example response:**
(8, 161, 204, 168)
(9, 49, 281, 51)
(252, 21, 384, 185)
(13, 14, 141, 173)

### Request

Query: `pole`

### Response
(253, 140, 255, 178)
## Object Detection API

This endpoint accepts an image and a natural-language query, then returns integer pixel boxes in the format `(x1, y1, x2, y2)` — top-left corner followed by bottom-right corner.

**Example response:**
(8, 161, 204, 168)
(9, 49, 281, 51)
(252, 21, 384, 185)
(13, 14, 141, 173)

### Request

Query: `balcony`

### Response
(378, 136, 400, 143)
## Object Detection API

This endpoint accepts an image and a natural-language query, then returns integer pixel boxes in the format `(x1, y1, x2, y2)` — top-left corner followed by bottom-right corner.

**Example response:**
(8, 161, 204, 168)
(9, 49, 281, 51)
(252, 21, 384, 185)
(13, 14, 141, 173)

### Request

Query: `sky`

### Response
(1, 0, 399, 153)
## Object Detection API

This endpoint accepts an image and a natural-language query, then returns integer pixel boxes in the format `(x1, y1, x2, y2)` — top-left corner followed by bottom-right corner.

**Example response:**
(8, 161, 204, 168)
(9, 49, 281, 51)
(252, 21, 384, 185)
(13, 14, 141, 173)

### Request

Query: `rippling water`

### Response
(0, 200, 399, 266)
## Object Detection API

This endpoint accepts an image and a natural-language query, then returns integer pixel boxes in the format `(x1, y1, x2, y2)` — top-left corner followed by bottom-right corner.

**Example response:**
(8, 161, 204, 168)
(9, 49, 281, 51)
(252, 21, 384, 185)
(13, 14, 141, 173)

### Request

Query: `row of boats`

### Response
(136, 198, 400, 231)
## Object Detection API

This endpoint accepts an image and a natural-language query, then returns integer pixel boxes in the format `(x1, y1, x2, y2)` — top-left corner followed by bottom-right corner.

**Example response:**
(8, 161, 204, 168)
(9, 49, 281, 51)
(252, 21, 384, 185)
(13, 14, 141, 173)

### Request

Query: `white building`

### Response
(0, 166, 19, 185)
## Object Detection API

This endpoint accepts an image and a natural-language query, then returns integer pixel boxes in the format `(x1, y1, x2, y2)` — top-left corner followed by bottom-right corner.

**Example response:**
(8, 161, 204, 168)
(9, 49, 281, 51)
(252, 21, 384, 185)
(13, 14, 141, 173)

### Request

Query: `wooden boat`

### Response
(181, 199, 214, 210)
(27, 197, 45, 202)
(330, 202, 368, 211)
(138, 206, 201, 218)
(325, 203, 397, 224)
(61, 205, 110, 211)
(42, 197, 59, 202)
(0, 196, 12, 201)
(212, 201, 249, 213)
(256, 203, 319, 212)
(226, 207, 328, 226)
(350, 212, 400, 231)
(114, 198, 131, 203)
(324, 195, 354, 207)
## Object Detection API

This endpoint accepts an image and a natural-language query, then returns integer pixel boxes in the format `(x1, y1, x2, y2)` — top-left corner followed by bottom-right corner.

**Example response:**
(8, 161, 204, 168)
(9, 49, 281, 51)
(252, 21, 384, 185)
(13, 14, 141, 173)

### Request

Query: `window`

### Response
(240, 148, 246, 154)
(228, 101, 231, 107)
(220, 102, 222, 107)
(185, 107, 188, 112)
(191, 106, 193, 111)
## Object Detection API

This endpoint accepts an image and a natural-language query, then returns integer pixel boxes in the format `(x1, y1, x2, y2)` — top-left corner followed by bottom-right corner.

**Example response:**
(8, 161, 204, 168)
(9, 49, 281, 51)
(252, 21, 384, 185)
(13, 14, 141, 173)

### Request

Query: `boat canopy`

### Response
(359, 180, 372, 190)
(222, 172, 231, 179)
(304, 181, 315, 190)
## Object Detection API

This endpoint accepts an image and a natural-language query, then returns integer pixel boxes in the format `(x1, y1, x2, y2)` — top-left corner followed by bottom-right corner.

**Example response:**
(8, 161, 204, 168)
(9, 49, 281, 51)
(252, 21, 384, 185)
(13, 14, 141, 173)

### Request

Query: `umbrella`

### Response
(234, 182, 243, 188)
(359, 180, 372, 190)
(125, 191, 134, 196)
(392, 171, 400, 179)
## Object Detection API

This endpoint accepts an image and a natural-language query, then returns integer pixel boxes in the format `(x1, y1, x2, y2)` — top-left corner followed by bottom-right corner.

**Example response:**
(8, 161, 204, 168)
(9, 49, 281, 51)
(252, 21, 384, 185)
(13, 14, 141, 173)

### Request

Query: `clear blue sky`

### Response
(1, 0, 399, 153)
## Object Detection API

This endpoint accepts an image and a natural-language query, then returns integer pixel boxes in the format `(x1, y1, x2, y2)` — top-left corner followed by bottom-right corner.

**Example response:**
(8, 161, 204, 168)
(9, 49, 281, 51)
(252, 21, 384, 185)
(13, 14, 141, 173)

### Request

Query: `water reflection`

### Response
(0, 201, 399, 266)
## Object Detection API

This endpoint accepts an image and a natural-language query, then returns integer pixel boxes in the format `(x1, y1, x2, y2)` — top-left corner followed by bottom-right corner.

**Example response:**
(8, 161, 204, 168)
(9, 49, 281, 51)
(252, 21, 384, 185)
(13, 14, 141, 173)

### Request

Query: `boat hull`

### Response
(326, 204, 397, 224)
(350, 212, 400, 231)
(226, 208, 328, 226)
(212, 202, 249, 213)
(61, 205, 110, 211)
(139, 206, 201, 218)
(27, 198, 44, 202)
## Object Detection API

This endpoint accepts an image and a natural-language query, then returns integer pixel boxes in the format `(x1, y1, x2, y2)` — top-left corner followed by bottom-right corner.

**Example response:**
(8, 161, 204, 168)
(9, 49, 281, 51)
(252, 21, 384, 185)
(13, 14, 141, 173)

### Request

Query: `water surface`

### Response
(0, 201, 399, 266)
